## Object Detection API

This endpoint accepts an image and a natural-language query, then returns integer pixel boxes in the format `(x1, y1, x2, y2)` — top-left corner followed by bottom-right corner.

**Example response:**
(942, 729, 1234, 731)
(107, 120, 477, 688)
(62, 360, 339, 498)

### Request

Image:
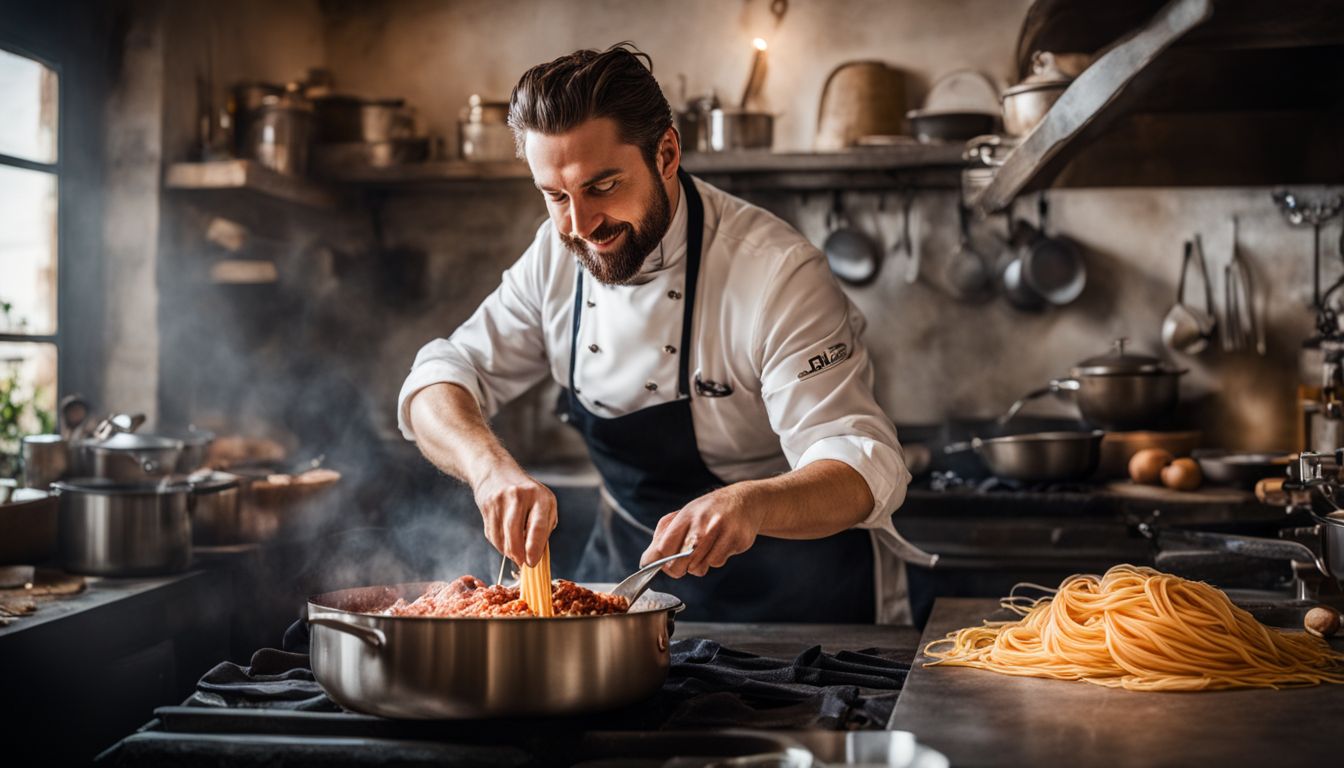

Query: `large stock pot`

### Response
(307, 582, 684, 719)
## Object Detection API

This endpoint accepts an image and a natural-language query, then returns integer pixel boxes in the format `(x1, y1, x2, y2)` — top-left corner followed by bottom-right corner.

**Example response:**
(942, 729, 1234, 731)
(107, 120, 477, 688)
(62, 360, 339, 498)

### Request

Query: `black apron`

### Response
(566, 170, 874, 623)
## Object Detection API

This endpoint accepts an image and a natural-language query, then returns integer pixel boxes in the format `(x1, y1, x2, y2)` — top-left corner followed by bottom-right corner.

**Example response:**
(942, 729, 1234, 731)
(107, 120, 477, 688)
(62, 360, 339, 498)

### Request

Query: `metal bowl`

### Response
(307, 582, 684, 719)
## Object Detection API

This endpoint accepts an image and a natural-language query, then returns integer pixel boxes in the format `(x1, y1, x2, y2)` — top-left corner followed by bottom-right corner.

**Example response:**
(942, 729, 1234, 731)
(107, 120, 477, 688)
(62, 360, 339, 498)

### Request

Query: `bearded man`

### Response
(398, 44, 933, 622)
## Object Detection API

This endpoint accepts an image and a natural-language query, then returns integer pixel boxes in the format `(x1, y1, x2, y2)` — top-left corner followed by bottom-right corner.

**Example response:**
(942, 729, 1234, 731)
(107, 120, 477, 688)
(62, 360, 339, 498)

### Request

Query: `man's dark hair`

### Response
(507, 43, 674, 165)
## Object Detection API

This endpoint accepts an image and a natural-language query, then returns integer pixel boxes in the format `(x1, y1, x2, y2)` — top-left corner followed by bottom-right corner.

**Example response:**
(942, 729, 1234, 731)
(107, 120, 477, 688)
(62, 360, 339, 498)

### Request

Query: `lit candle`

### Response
(739, 38, 769, 110)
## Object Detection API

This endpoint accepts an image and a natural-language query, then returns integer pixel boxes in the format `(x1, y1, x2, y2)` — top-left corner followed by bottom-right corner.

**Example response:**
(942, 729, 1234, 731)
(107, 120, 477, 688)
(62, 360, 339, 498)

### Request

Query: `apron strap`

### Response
(568, 169, 706, 399)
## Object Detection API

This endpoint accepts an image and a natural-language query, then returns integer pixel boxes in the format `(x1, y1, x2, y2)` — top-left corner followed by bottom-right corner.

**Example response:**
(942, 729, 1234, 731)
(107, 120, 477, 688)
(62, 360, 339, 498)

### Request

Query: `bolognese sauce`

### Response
(384, 575, 629, 617)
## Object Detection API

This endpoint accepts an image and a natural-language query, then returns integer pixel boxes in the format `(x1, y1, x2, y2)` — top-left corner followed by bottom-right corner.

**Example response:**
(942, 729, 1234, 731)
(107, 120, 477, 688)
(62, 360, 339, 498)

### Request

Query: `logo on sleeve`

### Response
(797, 343, 850, 380)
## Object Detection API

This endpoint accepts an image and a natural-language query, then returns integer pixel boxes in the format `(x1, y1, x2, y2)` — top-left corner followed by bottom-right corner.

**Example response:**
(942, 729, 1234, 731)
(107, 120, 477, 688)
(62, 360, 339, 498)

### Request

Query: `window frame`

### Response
(0, 39, 64, 403)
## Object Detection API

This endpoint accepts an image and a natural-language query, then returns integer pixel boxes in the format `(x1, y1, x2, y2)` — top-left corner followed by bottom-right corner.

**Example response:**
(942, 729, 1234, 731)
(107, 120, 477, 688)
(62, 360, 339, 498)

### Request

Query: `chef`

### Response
(398, 44, 935, 623)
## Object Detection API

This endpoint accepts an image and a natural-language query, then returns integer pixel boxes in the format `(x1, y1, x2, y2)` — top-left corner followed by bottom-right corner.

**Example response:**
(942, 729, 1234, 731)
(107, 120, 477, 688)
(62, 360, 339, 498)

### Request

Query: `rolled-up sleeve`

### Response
(396, 233, 552, 441)
(756, 244, 910, 526)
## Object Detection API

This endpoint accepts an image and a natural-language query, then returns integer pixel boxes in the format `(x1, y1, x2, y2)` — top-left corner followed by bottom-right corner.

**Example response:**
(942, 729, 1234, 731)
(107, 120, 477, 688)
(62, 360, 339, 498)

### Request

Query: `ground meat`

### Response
(384, 576, 629, 618)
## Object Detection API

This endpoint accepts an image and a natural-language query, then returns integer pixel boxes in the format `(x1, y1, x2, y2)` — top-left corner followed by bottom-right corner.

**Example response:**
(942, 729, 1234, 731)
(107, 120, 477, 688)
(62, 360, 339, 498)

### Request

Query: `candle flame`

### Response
(753, 38, 768, 51)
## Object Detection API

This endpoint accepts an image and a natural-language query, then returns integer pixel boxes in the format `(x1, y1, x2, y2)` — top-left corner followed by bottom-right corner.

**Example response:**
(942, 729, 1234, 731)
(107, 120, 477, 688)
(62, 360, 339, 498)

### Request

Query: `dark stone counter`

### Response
(892, 597, 1344, 768)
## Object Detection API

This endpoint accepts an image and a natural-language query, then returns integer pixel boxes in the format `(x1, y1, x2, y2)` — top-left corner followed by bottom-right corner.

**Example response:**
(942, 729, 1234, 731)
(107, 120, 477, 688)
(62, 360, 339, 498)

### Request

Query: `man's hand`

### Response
(407, 383, 558, 567)
(639, 484, 767, 578)
(473, 464, 557, 567)
(636, 460, 876, 579)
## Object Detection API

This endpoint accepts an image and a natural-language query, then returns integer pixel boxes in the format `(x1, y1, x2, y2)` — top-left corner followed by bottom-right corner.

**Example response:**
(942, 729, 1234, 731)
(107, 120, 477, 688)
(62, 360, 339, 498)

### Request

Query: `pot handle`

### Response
(943, 440, 977, 455)
(1140, 523, 1330, 578)
(997, 379, 1079, 425)
(308, 613, 387, 649)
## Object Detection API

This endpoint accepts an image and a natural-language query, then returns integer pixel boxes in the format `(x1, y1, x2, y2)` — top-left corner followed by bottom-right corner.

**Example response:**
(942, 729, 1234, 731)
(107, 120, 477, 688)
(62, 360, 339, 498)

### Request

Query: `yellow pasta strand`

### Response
(924, 565, 1344, 691)
(520, 544, 554, 617)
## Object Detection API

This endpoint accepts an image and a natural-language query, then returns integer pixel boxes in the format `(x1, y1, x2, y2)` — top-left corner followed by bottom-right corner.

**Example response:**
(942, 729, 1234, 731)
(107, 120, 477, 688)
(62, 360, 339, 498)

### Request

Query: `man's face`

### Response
(524, 118, 672, 286)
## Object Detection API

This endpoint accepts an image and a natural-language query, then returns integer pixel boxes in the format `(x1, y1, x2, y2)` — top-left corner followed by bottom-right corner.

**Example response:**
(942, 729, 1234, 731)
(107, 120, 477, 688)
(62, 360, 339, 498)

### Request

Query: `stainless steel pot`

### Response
(457, 94, 514, 161)
(72, 433, 185, 481)
(54, 479, 192, 576)
(709, 109, 773, 151)
(186, 472, 243, 546)
(21, 433, 68, 489)
(242, 96, 314, 175)
(1001, 339, 1186, 430)
(1001, 79, 1069, 137)
(312, 95, 414, 143)
(307, 582, 684, 719)
(160, 427, 215, 474)
(945, 430, 1103, 482)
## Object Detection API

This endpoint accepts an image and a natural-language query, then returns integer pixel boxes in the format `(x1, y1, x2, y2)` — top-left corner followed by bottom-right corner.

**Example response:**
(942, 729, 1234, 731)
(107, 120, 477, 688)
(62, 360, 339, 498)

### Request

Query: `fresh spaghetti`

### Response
(519, 543, 554, 617)
(924, 565, 1344, 691)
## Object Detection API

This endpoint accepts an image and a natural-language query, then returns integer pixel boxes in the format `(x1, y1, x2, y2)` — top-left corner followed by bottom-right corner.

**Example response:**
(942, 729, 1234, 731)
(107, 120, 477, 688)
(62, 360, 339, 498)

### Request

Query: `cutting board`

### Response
(1103, 480, 1253, 505)
(891, 598, 1344, 768)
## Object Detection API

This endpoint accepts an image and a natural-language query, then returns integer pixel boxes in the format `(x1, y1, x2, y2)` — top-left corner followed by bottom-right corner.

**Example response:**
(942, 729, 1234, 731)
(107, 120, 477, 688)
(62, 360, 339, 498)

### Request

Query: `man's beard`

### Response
(560, 173, 672, 286)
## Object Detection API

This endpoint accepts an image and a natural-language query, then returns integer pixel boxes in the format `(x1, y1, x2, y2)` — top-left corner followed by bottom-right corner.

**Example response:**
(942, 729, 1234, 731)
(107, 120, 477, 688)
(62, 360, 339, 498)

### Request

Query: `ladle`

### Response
(1161, 236, 1216, 355)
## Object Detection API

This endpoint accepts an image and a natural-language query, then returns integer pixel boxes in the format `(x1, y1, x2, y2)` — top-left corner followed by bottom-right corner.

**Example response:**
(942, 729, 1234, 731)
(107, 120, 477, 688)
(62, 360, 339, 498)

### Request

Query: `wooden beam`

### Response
(974, 0, 1214, 214)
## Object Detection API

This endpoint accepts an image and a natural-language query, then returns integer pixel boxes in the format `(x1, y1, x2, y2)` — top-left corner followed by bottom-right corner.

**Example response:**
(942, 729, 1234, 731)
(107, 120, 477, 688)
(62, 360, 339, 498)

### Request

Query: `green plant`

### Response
(0, 300, 55, 479)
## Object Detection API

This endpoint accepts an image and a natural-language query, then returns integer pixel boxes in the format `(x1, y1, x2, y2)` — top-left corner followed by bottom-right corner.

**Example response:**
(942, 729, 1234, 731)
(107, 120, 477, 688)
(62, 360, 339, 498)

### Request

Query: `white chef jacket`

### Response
(398, 174, 933, 622)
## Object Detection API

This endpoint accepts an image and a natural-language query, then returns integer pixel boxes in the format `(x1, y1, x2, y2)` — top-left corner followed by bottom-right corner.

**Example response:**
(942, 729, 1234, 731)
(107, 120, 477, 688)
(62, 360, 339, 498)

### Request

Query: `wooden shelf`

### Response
(164, 160, 340, 209)
(683, 146, 966, 192)
(319, 158, 532, 186)
(166, 145, 967, 202)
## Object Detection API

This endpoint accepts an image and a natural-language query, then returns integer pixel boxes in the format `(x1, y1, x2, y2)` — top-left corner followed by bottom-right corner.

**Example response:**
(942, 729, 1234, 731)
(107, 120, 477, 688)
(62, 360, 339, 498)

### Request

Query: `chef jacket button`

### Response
(593, 400, 606, 408)
(645, 381, 658, 391)
(586, 300, 596, 308)
(588, 343, 600, 353)
(667, 290, 682, 300)
(663, 345, 676, 354)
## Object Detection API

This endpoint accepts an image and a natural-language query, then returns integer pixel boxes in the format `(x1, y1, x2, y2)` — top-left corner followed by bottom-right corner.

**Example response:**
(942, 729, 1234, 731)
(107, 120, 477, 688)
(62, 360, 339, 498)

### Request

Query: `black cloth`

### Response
(188, 648, 338, 711)
(189, 622, 906, 730)
(658, 638, 906, 730)
(564, 169, 874, 623)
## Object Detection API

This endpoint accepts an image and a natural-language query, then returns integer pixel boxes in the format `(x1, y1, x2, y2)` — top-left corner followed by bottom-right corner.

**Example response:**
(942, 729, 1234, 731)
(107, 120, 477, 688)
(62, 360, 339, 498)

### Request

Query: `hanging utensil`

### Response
(1161, 236, 1216, 355)
(823, 191, 879, 285)
(896, 189, 918, 284)
(943, 203, 994, 302)
(1222, 216, 1263, 355)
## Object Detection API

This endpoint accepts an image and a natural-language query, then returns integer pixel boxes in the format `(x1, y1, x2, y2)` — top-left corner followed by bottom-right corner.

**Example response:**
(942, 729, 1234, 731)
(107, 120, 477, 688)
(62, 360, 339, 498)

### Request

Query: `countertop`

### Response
(893, 598, 1344, 768)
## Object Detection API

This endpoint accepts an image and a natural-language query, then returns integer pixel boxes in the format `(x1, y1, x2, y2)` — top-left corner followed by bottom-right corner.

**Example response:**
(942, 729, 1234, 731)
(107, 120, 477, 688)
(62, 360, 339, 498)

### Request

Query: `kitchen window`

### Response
(0, 45, 60, 475)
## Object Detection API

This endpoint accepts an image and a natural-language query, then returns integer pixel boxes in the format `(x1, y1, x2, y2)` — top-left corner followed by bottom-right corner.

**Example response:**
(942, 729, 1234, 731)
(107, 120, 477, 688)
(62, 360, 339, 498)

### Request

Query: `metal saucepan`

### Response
(307, 581, 684, 719)
(71, 432, 186, 481)
(1192, 450, 1294, 489)
(184, 471, 244, 546)
(53, 478, 194, 576)
(1000, 339, 1186, 430)
(944, 430, 1104, 482)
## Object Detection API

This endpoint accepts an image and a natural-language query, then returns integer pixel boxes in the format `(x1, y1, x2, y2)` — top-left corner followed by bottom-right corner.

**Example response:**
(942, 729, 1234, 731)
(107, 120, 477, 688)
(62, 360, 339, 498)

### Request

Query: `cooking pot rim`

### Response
(1071, 365, 1187, 377)
(308, 581, 684, 622)
(53, 477, 193, 495)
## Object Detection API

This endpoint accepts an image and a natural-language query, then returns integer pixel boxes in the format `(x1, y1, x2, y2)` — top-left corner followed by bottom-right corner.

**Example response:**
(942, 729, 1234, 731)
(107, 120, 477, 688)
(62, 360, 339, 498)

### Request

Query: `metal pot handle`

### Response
(1140, 523, 1330, 578)
(308, 613, 387, 648)
(997, 379, 1079, 425)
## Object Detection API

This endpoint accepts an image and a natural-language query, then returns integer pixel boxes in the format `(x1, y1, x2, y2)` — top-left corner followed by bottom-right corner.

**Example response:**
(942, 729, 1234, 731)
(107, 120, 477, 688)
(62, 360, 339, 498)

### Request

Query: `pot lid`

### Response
(86, 433, 185, 452)
(1073, 338, 1171, 375)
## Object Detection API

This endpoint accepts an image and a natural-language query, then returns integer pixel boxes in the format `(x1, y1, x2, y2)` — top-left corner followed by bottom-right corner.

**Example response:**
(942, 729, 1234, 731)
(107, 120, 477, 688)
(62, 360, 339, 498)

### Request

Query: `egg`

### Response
(1128, 448, 1174, 484)
(1161, 457, 1203, 491)
(1305, 606, 1341, 638)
